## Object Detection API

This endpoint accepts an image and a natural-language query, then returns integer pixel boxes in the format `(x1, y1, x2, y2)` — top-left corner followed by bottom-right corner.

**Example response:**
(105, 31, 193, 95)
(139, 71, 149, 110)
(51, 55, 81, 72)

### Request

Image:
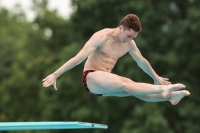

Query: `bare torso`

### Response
(84, 28, 131, 72)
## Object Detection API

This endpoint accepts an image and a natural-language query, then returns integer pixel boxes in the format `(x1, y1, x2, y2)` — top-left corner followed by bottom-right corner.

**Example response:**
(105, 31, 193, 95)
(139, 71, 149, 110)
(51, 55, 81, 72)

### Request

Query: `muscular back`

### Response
(84, 28, 131, 72)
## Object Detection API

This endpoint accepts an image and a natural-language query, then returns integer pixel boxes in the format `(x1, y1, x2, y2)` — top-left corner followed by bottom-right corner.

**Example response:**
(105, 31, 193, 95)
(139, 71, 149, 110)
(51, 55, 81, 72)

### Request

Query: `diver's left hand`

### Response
(154, 76, 171, 85)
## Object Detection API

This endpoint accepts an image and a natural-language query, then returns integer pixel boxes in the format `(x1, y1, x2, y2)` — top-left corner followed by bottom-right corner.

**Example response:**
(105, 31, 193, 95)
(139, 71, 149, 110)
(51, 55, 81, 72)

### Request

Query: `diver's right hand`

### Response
(42, 73, 58, 90)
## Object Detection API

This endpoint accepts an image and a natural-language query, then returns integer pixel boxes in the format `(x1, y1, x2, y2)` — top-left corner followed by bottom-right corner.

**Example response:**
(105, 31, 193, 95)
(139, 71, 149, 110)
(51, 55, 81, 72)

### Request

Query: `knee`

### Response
(120, 77, 133, 91)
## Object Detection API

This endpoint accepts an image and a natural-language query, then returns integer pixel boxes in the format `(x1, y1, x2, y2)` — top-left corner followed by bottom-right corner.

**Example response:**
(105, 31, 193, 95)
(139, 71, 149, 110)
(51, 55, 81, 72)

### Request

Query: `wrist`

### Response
(153, 75, 159, 82)
(53, 72, 59, 78)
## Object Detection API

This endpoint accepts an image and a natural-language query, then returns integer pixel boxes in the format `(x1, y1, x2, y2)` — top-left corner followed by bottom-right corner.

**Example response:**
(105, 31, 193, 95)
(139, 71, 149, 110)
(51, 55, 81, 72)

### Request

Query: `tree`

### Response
(0, 0, 200, 133)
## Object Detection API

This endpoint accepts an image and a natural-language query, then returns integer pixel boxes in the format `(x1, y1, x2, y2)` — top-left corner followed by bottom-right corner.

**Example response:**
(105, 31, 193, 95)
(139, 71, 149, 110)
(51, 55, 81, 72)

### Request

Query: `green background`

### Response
(0, 0, 199, 133)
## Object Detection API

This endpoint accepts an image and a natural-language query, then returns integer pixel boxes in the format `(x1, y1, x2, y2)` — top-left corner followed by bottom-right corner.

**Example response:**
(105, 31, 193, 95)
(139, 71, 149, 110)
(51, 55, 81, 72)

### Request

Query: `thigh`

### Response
(102, 92, 133, 97)
(86, 71, 130, 94)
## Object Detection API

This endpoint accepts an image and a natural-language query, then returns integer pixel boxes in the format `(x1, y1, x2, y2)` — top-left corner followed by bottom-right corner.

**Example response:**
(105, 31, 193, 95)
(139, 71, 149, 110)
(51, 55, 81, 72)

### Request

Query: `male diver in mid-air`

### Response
(43, 14, 190, 105)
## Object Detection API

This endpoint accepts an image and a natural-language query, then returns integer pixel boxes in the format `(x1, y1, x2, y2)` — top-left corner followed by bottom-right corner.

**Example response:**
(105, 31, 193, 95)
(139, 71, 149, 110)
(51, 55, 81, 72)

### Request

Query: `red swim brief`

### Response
(82, 70, 102, 96)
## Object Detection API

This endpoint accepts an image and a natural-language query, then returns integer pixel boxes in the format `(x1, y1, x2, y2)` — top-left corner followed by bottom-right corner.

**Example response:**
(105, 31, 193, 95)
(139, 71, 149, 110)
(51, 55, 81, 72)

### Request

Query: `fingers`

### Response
(42, 74, 58, 90)
(42, 75, 50, 82)
(163, 81, 171, 85)
(42, 76, 54, 87)
(43, 74, 53, 81)
(160, 77, 169, 81)
(43, 78, 53, 87)
(162, 77, 169, 80)
(161, 78, 171, 84)
(159, 77, 171, 85)
(53, 81, 57, 90)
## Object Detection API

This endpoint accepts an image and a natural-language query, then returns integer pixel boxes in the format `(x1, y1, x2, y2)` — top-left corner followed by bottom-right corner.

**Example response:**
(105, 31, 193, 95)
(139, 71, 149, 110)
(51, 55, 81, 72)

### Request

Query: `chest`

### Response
(98, 39, 130, 59)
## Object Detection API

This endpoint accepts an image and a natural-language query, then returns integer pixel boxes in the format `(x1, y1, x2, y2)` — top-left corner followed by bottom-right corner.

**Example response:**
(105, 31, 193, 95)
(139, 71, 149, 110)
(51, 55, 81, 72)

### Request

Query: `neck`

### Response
(110, 28, 121, 42)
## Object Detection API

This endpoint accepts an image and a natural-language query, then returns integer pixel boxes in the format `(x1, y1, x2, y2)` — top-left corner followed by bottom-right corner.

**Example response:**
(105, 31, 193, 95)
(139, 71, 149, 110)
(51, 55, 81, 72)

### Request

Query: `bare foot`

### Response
(161, 83, 186, 98)
(169, 90, 190, 105)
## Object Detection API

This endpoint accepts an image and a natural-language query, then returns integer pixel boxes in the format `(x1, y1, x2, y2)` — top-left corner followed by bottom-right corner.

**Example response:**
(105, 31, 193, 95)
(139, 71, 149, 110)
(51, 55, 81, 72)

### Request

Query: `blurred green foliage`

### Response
(0, 0, 200, 133)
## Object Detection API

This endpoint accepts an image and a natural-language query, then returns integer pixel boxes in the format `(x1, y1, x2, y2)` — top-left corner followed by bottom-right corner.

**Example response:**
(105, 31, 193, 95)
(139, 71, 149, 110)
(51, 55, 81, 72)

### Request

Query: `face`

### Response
(119, 25, 138, 43)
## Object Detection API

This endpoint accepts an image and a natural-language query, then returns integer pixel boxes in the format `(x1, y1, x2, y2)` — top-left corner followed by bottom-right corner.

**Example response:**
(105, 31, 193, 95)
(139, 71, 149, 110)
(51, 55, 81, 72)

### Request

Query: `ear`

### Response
(119, 25, 124, 31)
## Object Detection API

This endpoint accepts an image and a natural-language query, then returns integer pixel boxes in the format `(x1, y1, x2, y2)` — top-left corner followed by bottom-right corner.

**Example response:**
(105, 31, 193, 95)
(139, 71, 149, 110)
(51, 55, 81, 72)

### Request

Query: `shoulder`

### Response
(94, 28, 113, 36)
(91, 28, 114, 43)
(127, 40, 138, 51)
(84, 29, 109, 47)
(128, 40, 144, 60)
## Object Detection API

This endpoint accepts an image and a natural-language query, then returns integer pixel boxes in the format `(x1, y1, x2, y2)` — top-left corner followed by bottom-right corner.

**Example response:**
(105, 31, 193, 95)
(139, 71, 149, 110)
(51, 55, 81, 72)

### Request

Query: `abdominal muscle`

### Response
(84, 49, 117, 72)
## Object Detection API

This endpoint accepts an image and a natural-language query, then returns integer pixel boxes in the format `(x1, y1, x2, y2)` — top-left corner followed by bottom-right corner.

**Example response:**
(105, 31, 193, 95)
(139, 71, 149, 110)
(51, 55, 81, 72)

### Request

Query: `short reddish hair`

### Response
(118, 14, 142, 32)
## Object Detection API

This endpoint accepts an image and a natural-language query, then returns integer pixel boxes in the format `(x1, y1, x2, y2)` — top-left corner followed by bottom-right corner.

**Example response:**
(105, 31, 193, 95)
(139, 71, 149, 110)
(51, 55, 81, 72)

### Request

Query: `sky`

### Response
(0, 0, 73, 21)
